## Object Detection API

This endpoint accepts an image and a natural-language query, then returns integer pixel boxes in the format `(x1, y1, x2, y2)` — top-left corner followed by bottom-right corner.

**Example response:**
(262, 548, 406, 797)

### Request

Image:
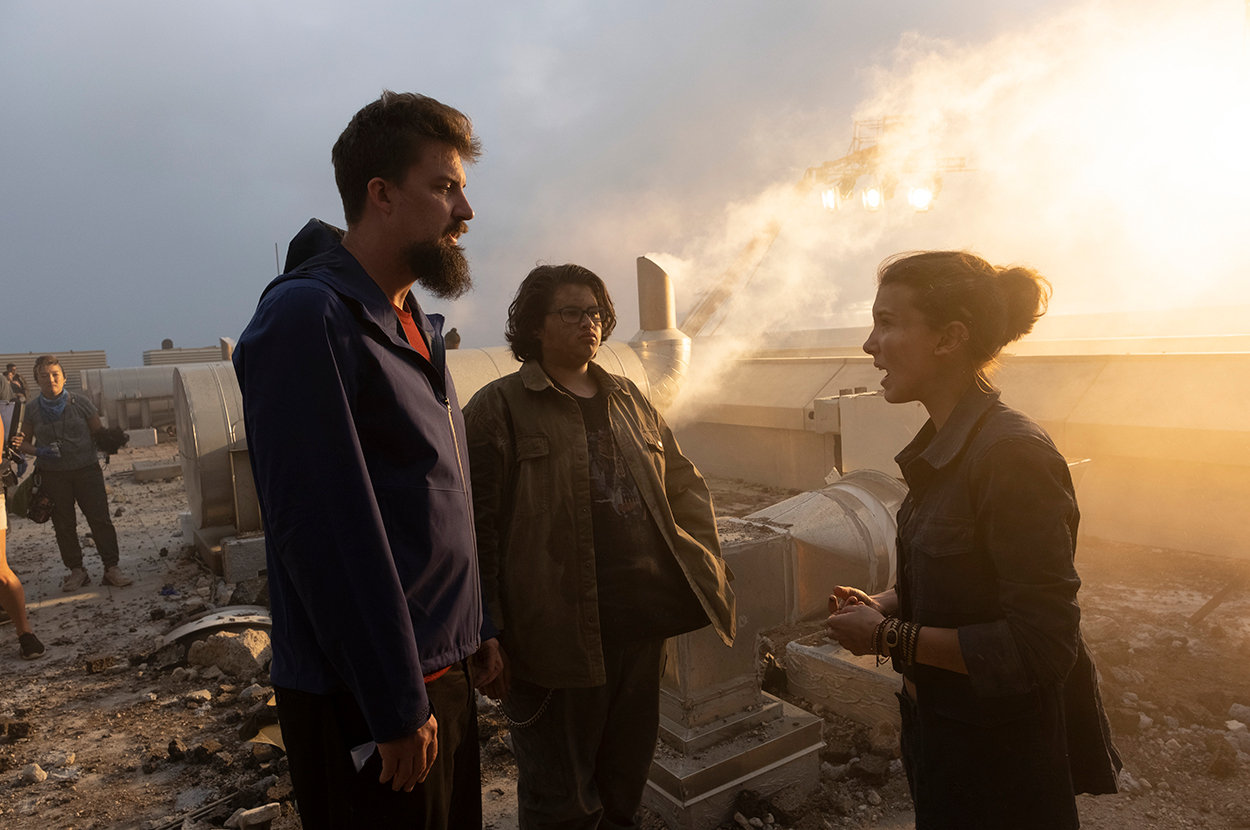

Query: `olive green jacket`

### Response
(463, 360, 735, 688)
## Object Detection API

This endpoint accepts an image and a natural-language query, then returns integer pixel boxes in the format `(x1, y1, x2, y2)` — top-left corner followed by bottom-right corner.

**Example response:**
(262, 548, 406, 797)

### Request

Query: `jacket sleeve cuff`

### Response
(958, 619, 1033, 697)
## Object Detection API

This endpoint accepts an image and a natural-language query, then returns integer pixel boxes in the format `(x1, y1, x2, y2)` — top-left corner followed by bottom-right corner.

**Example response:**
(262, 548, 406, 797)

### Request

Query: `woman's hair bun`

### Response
(995, 266, 1052, 345)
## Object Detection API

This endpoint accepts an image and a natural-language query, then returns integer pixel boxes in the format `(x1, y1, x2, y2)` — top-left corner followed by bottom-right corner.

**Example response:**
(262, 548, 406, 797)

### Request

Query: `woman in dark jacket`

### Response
(826, 251, 1119, 830)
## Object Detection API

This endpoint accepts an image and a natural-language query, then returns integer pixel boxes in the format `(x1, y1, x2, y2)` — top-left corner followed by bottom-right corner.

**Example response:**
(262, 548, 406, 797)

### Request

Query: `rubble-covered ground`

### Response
(0, 451, 1246, 829)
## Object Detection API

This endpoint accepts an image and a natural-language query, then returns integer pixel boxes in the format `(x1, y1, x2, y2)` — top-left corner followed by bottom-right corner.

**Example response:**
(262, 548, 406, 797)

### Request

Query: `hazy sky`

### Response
(2, 0, 1246, 366)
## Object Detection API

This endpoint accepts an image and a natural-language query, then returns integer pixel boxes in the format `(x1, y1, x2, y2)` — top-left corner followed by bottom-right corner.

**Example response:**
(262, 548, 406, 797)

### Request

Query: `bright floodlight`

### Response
(862, 186, 883, 211)
(908, 186, 934, 212)
(821, 188, 840, 212)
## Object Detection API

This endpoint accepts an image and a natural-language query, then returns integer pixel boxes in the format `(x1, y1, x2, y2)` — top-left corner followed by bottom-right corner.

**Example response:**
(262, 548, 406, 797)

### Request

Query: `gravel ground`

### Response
(0, 459, 1244, 829)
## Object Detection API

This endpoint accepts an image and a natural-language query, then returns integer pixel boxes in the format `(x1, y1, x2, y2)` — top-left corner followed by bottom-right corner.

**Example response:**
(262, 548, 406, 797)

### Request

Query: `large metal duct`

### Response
(173, 362, 257, 533)
(745, 469, 907, 618)
(628, 256, 691, 411)
(82, 365, 184, 430)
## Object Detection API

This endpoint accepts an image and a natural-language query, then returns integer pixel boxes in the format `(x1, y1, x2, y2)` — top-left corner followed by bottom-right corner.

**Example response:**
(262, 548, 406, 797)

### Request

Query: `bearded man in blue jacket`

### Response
(234, 91, 502, 830)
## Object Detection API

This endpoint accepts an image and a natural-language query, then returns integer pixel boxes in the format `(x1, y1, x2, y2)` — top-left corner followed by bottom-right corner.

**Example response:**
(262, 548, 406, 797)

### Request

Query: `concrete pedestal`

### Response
(644, 694, 822, 830)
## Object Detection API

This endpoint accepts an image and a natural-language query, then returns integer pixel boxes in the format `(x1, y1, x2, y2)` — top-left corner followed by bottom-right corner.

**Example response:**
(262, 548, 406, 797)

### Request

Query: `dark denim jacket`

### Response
(894, 385, 1119, 820)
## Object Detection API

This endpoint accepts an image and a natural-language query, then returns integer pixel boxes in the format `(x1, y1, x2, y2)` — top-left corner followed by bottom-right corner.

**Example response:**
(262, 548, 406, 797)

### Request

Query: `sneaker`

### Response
(102, 566, 133, 587)
(61, 568, 90, 592)
(19, 632, 45, 660)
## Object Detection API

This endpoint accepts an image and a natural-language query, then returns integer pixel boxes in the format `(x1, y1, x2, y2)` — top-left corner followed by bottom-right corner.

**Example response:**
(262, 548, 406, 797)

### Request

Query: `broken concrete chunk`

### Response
(39, 749, 75, 769)
(85, 654, 116, 674)
(187, 629, 272, 678)
(237, 802, 282, 829)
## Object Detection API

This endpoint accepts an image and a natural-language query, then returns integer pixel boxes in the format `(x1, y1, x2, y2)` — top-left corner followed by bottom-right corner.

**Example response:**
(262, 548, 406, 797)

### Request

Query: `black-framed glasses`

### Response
(548, 306, 603, 325)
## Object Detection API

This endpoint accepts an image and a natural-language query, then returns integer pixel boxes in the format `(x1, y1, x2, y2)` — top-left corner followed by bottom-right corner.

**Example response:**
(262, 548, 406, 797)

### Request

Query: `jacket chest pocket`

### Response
(512, 434, 551, 517)
(912, 515, 975, 558)
(908, 516, 980, 612)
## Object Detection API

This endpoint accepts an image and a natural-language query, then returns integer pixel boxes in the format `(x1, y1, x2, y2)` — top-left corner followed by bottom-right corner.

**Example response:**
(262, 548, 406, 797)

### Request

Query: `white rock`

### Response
(1139, 714, 1154, 730)
(733, 814, 752, 830)
(1166, 738, 1181, 750)
(867, 790, 883, 806)
(1226, 720, 1247, 734)
(184, 689, 212, 704)
(187, 629, 271, 678)
(21, 764, 47, 784)
(1228, 703, 1250, 722)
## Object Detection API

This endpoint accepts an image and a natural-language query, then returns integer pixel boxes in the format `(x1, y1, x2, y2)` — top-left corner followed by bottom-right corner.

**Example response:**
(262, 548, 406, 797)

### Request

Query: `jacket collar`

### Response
(267, 218, 444, 373)
(895, 383, 1001, 481)
(519, 359, 625, 396)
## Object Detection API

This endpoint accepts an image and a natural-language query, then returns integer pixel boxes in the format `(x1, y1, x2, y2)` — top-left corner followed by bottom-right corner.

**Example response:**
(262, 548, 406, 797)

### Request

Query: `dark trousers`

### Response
(38, 464, 120, 570)
(275, 663, 481, 830)
(505, 638, 665, 830)
(897, 683, 1078, 830)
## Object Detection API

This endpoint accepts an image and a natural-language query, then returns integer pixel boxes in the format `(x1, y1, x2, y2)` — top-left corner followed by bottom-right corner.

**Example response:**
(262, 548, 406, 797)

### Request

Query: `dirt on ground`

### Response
(0, 459, 1245, 829)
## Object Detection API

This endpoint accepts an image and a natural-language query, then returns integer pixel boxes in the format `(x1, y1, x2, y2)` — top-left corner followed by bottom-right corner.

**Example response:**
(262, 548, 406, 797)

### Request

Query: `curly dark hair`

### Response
(505, 264, 617, 363)
(332, 90, 482, 225)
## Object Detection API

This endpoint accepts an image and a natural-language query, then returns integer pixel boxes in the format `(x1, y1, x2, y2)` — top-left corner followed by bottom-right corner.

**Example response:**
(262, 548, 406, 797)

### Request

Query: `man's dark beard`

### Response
(404, 228, 472, 300)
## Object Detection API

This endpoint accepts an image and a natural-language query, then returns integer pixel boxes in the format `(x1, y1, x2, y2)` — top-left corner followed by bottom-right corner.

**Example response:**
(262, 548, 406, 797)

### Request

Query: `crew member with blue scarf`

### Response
(14, 355, 132, 592)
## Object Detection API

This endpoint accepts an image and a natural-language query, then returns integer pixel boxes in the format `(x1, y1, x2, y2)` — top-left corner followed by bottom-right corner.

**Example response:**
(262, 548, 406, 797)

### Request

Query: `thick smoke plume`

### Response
(659, 0, 1250, 422)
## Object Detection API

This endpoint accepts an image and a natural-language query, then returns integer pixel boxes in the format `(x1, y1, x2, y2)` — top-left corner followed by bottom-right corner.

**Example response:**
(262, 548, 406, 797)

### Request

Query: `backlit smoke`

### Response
(659, 0, 1250, 422)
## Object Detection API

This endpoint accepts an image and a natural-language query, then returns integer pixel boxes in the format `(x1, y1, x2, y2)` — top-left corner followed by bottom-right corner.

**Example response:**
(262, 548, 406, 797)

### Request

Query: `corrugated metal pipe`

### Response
(628, 256, 691, 411)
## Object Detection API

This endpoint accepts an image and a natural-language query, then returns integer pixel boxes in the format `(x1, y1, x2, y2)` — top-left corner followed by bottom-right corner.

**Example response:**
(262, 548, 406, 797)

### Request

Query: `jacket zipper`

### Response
(443, 395, 472, 512)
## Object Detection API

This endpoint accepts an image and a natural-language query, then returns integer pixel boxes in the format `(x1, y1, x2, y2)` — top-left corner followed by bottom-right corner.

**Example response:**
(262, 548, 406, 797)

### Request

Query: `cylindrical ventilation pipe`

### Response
(628, 256, 692, 411)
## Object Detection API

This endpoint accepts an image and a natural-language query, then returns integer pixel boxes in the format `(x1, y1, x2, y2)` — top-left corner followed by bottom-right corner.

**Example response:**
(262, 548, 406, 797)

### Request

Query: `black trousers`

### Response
(276, 662, 481, 830)
(505, 638, 665, 830)
(38, 464, 120, 570)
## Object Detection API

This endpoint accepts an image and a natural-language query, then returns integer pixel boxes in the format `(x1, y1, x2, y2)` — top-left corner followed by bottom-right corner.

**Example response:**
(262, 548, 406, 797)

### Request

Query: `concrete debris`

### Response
(39, 749, 75, 768)
(85, 654, 117, 674)
(20, 764, 47, 784)
(1109, 666, 1145, 686)
(240, 683, 270, 702)
(847, 754, 889, 785)
(1230, 702, 1250, 722)
(1226, 719, 1247, 733)
(1081, 614, 1122, 642)
(187, 629, 272, 678)
(820, 761, 847, 782)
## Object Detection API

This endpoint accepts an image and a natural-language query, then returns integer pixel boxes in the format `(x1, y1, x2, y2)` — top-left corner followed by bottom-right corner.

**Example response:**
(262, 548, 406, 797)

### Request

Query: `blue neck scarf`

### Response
(37, 389, 70, 419)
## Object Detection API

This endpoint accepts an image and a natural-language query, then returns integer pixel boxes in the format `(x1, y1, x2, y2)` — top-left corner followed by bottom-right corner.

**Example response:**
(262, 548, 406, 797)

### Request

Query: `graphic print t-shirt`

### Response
(558, 382, 710, 646)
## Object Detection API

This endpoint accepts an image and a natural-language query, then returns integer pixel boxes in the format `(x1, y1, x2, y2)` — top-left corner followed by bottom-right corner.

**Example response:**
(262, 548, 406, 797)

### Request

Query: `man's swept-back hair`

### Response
(33, 354, 62, 379)
(506, 264, 617, 363)
(332, 90, 482, 225)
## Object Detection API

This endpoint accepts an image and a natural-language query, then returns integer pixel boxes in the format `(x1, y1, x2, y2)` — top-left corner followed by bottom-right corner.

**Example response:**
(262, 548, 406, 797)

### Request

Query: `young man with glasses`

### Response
(463, 264, 735, 829)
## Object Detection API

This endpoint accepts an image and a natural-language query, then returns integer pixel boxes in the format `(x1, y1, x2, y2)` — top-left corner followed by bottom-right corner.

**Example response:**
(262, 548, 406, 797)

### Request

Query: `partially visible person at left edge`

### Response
(233, 91, 501, 830)
(5, 364, 28, 401)
(13, 355, 132, 591)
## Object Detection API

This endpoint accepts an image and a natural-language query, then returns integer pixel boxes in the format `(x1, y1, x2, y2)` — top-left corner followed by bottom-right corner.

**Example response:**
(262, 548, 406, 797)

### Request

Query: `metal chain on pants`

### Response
(499, 688, 553, 729)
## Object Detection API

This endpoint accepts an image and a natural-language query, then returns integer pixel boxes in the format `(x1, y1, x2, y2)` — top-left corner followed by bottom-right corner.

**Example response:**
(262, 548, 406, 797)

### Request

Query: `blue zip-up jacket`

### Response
(233, 218, 490, 743)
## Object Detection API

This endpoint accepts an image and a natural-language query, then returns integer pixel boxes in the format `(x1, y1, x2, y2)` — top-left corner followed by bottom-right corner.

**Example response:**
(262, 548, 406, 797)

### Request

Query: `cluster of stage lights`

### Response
(820, 178, 941, 213)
